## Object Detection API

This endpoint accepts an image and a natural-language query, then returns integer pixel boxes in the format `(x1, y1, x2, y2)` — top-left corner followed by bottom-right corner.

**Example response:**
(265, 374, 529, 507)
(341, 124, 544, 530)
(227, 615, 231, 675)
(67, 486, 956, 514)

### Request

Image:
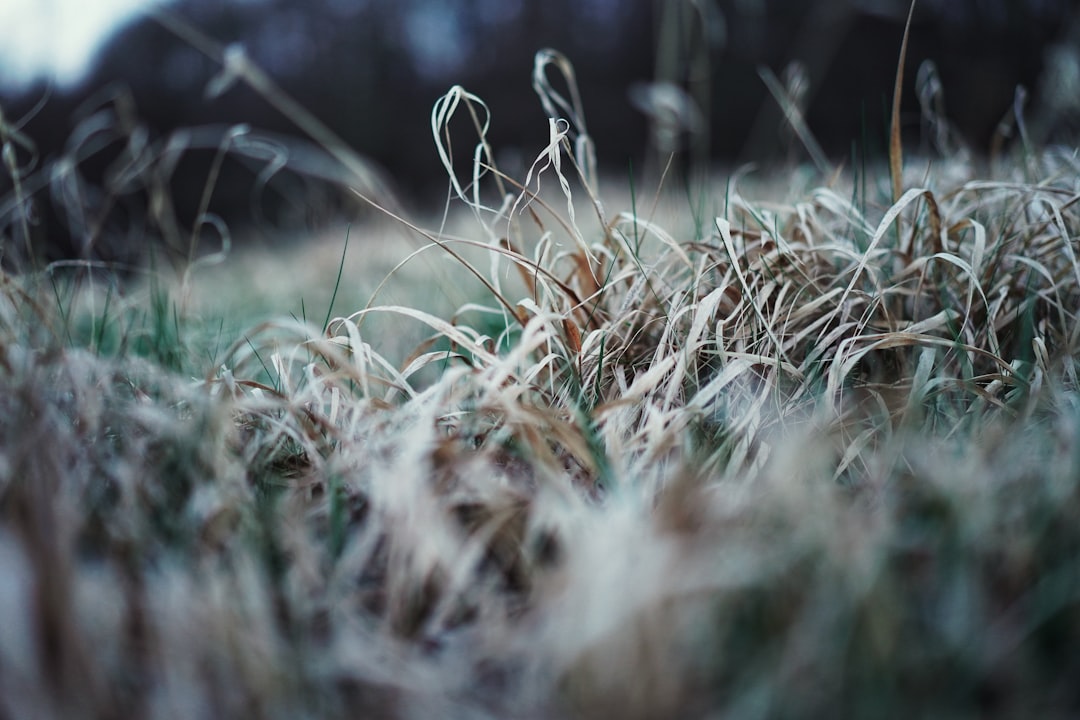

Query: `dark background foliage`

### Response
(1, 0, 1077, 263)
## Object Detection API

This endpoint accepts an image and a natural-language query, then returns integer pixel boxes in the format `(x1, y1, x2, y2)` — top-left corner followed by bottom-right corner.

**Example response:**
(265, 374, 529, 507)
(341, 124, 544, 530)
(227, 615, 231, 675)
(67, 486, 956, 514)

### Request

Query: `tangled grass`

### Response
(2, 38, 1080, 720)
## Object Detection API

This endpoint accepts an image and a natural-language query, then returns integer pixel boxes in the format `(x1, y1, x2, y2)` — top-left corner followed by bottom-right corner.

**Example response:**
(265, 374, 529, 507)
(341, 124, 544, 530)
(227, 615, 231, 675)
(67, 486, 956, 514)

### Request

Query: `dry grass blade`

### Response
(890, 0, 918, 204)
(758, 64, 830, 174)
(153, 7, 394, 212)
(533, 48, 597, 194)
(0, 103, 40, 265)
(431, 85, 504, 222)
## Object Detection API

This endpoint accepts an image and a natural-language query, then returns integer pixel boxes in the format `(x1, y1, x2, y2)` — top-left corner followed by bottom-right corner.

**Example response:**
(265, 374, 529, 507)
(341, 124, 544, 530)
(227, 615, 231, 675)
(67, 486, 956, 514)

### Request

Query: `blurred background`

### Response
(1, 0, 1078, 263)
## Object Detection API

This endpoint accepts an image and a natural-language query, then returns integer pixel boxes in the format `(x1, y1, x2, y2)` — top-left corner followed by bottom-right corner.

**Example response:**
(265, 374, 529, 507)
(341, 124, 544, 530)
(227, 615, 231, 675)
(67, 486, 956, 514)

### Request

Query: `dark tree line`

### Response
(0, 0, 1075, 263)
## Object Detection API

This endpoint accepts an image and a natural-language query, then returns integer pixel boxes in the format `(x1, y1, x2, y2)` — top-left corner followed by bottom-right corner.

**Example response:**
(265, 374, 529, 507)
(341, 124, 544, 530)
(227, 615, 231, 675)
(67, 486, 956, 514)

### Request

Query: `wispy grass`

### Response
(2, 16, 1080, 719)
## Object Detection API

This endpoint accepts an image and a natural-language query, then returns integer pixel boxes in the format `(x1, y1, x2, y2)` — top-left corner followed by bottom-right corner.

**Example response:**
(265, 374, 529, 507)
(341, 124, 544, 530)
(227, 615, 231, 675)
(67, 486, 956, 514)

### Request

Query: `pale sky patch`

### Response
(0, 0, 163, 90)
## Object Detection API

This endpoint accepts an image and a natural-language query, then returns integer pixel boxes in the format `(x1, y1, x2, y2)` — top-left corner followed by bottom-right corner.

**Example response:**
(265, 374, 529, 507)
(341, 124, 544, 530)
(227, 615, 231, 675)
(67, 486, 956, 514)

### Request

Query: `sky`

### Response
(0, 0, 163, 90)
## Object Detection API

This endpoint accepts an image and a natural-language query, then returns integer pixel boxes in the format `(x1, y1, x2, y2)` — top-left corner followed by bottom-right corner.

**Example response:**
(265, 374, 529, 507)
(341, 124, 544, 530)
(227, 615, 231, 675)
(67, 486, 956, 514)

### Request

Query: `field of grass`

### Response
(3, 24, 1080, 720)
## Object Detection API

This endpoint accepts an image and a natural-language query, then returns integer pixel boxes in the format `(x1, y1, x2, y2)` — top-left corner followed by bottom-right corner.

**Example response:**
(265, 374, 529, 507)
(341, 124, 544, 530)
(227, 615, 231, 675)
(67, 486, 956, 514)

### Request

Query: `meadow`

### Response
(2, 17, 1080, 719)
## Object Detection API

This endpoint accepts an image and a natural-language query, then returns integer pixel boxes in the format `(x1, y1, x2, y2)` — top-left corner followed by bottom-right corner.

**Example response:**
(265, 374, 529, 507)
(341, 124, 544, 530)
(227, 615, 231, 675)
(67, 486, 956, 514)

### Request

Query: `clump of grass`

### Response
(2, 25, 1080, 720)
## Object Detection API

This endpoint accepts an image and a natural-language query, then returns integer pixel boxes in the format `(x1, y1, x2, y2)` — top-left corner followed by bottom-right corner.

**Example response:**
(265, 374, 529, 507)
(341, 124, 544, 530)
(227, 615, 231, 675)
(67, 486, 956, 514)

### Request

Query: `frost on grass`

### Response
(2, 50, 1080, 719)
